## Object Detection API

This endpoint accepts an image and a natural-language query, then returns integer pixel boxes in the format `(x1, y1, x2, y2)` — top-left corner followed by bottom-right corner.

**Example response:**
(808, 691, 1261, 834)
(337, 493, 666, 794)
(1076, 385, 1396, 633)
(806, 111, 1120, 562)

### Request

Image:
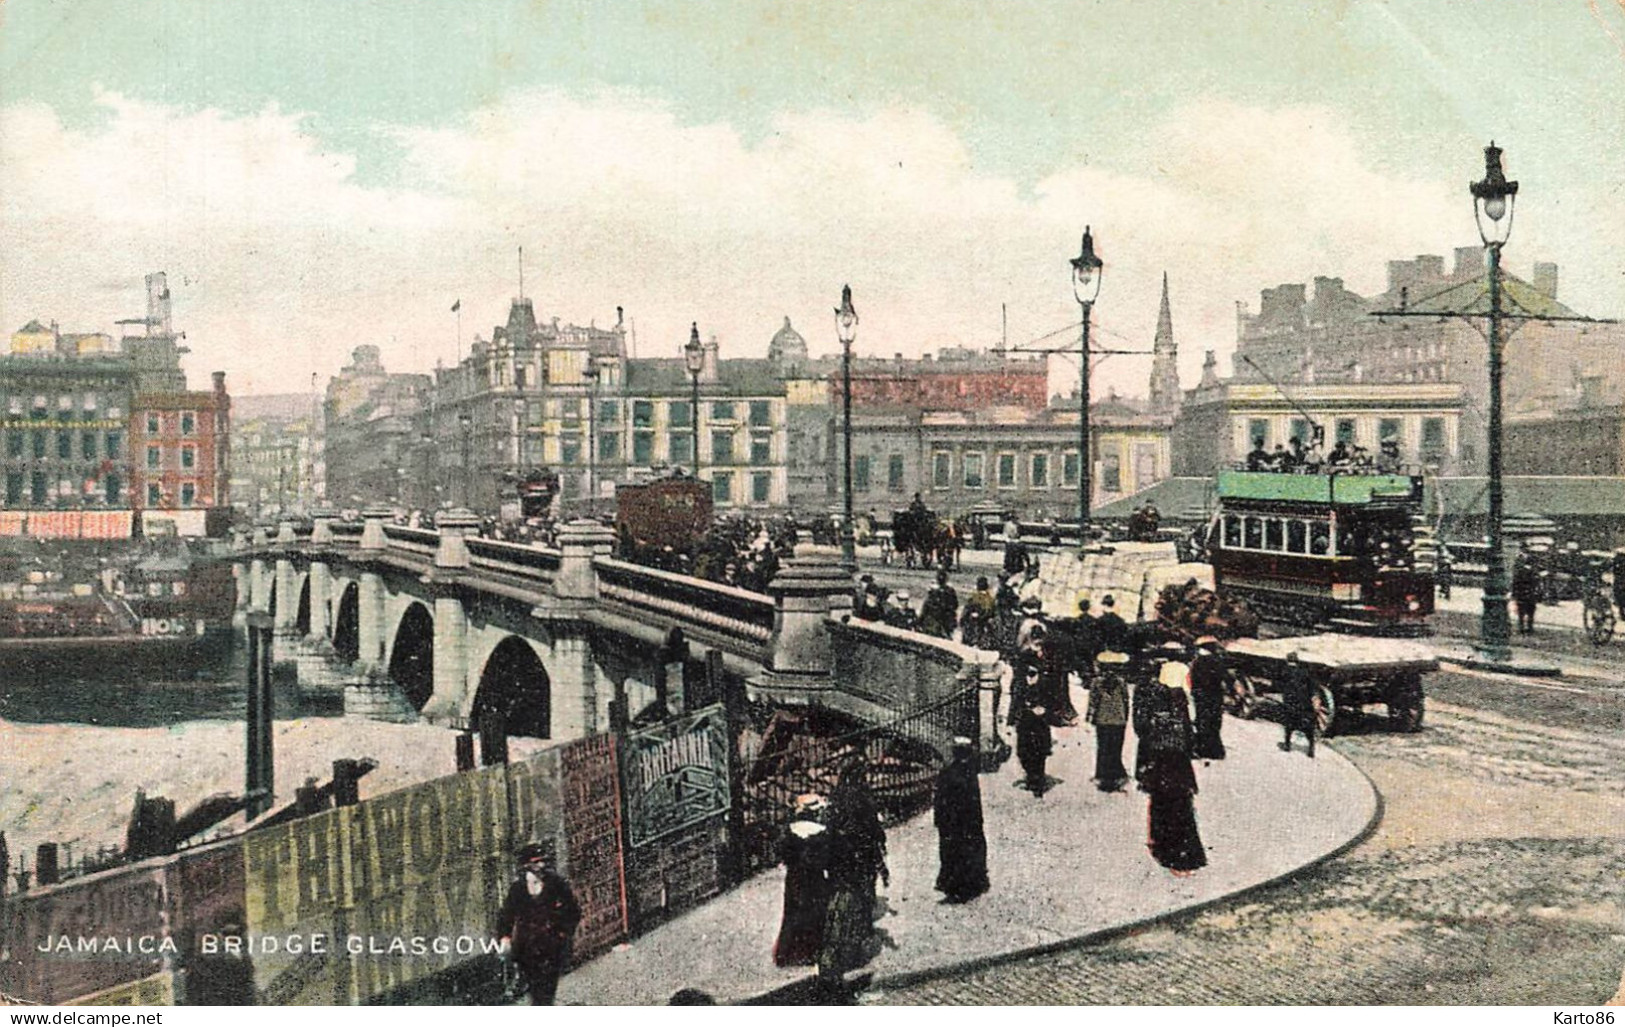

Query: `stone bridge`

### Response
(234, 508, 1001, 758)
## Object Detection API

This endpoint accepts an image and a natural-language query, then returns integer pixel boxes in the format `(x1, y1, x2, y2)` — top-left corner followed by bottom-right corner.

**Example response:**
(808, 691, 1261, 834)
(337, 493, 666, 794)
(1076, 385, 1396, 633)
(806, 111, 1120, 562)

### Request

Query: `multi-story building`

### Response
(1505, 378, 1625, 477)
(229, 394, 324, 519)
(130, 371, 232, 526)
(0, 352, 133, 509)
(1230, 248, 1625, 472)
(323, 346, 431, 510)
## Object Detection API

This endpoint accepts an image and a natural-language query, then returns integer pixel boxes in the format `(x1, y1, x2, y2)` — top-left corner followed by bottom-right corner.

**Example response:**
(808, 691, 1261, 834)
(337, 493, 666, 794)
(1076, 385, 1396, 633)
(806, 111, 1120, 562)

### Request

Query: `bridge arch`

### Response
(388, 602, 435, 711)
(266, 579, 278, 619)
(472, 635, 551, 739)
(332, 581, 360, 662)
(295, 576, 311, 634)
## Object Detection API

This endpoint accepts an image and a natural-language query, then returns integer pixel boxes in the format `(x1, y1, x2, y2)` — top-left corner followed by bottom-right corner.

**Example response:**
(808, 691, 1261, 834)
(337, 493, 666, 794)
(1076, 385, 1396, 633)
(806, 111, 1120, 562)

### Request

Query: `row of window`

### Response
(1221, 514, 1334, 557)
(140, 411, 198, 435)
(710, 470, 775, 507)
(511, 398, 776, 428)
(145, 444, 200, 470)
(2, 473, 204, 508)
(1249, 416, 1449, 452)
(4, 394, 120, 416)
(929, 450, 1088, 491)
(524, 430, 775, 467)
(4, 431, 123, 461)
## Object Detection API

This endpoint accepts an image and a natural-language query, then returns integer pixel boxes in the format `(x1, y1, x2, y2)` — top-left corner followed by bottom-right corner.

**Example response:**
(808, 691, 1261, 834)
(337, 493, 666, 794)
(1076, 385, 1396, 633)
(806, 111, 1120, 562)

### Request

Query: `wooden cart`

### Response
(1220, 635, 1436, 734)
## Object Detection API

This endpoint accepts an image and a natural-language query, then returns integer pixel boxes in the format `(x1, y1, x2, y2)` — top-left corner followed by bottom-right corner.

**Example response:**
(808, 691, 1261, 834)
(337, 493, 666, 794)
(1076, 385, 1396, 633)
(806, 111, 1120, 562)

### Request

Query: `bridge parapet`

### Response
(382, 522, 439, 561)
(594, 556, 774, 661)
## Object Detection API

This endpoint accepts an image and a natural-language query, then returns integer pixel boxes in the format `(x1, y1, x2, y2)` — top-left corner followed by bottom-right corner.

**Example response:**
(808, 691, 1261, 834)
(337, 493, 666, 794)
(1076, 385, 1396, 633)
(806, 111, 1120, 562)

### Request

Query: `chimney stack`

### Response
(701, 333, 720, 383)
(1453, 246, 1486, 279)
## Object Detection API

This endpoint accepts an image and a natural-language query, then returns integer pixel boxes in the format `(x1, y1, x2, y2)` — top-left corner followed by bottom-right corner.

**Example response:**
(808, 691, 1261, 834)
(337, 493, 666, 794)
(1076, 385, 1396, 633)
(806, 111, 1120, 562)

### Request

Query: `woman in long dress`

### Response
(773, 795, 833, 966)
(820, 762, 888, 974)
(933, 737, 989, 903)
(1086, 650, 1131, 792)
(1137, 660, 1207, 875)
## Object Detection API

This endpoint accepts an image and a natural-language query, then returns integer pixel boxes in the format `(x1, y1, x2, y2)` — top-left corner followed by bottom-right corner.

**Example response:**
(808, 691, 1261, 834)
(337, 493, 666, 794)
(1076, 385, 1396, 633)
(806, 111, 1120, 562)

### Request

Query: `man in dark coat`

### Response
(496, 843, 583, 1005)
(1095, 594, 1129, 655)
(932, 738, 989, 903)
(1512, 552, 1540, 634)
(959, 576, 996, 649)
(919, 569, 959, 639)
(1277, 652, 1317, 758)
(1013, 662, 1053, 795)
(1188, 637, 1228, 760)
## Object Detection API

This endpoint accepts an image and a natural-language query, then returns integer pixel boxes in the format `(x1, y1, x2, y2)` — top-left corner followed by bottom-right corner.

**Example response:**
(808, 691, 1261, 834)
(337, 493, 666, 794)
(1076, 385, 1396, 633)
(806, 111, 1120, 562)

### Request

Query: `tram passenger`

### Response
(1327, 440, 1352, 468)
(1246, 441, 1271, 471)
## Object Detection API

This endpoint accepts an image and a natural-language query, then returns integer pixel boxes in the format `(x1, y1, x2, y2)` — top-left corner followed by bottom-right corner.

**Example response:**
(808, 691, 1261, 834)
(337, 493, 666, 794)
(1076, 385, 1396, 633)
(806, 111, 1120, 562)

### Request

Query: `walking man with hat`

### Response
(496, 843, 582, 1005)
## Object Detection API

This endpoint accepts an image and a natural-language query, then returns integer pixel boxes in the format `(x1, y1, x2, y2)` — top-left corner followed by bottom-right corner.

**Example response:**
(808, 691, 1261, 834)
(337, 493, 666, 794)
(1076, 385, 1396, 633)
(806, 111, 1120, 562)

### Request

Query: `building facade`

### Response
(130, 371, 231, 516)
(1505, 399, 1625, 477)
(229, 394, 324, 520)
(0, 355, 133, 509)
(323, 347, 431, 510)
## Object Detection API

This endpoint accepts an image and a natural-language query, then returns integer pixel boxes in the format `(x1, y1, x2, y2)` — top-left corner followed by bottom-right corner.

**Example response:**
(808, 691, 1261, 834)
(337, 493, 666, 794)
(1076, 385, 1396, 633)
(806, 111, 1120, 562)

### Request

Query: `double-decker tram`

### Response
(1209, 469, 1433, 634)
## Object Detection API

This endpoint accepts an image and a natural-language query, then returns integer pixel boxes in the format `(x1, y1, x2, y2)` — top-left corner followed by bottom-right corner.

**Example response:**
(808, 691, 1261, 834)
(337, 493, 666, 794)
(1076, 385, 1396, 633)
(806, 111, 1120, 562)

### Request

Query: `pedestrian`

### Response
(1613, 548, 1625, 616)
(1277, 651, 1318, 758)
(1138, 660, 1207, 876)
(959, 576, 996, 649)
(1095, 594, 1128, 655)
(495, 843, 582, 1006)
(1016, 595, 1046, 651)
(1013, 664, 1053, 795)
(932, 737, 989, 904)
(1086, 650, 1132, 792)
(883, 590, 917, 630)
(1436, 548, 1454, 600)
(1512, 553, 1539, 633)
(821, 764, 887, 977)
(1188, 636, 1228, 761)
(919, 568, 959, 638)
(1003, 535, 1030, 578)
(773, 794, 834, 967)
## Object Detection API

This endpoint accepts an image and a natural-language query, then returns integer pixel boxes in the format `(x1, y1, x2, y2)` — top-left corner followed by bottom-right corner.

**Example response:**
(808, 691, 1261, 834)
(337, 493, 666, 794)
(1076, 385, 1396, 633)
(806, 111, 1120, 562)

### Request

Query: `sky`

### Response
(2, 0, 1623, 398)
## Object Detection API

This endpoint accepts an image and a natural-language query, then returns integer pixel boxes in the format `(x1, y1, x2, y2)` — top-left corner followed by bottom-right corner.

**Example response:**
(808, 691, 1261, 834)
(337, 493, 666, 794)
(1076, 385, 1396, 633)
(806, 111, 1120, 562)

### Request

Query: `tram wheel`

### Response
(1312, 685, 1337, 738)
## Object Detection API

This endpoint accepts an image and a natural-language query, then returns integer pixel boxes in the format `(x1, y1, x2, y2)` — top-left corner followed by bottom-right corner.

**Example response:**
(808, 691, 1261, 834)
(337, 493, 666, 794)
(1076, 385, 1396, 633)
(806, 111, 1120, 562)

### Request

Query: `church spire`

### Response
(1148, 271, 1181, 417)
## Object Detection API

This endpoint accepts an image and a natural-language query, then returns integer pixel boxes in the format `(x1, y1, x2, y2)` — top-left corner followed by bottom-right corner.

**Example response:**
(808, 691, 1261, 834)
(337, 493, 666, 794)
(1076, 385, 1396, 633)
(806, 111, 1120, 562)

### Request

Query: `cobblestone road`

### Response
(865, 699, 1625, 1006)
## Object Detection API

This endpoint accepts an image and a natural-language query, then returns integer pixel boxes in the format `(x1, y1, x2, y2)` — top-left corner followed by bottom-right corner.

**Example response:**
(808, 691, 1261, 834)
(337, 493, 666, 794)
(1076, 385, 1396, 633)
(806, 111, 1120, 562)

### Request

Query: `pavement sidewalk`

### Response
(557, 682, 1378, 1006)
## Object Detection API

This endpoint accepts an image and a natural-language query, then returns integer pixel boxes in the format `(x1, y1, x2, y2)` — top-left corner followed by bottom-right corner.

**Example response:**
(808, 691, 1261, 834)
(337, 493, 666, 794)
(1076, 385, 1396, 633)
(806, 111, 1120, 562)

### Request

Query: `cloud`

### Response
(1, 87, 1519, 399)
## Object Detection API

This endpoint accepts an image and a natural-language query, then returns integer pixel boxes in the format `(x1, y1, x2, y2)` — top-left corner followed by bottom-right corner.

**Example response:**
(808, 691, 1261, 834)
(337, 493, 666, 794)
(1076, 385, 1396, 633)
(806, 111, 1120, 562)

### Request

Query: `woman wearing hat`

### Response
(932, 738, 989, 903)
(1086, 651, 1132, 792)
(1136, 660, 1207, 876)
(496, 843, 582, 1005)
(1189, 637, 1228, 760)
(1014, 662, 1053, 795)
(774, 795, 834, 967)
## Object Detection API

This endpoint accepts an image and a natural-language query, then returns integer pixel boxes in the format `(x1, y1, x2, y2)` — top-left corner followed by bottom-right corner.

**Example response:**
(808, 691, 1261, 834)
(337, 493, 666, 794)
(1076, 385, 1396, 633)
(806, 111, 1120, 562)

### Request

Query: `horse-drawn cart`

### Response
(1221, 635, 1436, 735)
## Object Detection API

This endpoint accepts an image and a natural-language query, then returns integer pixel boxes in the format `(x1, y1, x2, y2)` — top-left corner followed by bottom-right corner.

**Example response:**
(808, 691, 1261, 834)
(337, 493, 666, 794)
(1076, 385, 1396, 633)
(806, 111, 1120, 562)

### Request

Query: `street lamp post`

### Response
(684, 323, 704, 477)
(836, 285, 859, 567)
(1070, 227, 1104, 541)
(583, 360, 600, 520)
(457, 412, 473, 510)
(1470, 142, 1519, 663)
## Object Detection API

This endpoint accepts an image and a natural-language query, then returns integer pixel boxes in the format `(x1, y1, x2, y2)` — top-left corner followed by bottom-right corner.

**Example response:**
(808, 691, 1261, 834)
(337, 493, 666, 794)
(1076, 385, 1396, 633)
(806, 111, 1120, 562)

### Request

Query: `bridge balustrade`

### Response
(465, 536, 562, 588)
(592, 556, 774, 658)
(381, 523, 439, 560)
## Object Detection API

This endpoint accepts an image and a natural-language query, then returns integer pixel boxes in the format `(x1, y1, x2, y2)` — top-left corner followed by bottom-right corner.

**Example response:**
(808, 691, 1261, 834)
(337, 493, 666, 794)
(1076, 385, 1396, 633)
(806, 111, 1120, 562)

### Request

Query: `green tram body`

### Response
(1210, 470, 1434, 633)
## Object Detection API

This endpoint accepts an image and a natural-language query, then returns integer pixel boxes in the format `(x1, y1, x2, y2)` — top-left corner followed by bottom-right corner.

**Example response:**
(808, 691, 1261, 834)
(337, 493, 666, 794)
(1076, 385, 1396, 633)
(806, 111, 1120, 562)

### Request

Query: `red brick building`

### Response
(130, 371, 231, 517)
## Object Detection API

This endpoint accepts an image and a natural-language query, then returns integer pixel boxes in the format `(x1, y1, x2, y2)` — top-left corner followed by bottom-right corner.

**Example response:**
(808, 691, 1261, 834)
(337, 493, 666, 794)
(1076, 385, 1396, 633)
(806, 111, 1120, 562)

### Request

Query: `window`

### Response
(1379, 418, 1403, 444)
(933, 452, 951, 488)
(1287, 520, 1307, 554)
(712, 430, 734, 465)
(963, 452, 984, 489)
(5, 473, 20, 505)
(854, 455, 871, 490)
(1063, 451, 1080, 487)
(5, 433, 20, 458)
(749, 401, 772, 427)
(32, 473, 47, 505)
(1244, 516, 1263, 550)
(1031, 453, 1049, 488)
(147, 445, 161, 469)
(669, 434, 693, 466)
(752, 471, 772, 504)
(32, 432, 45, 459)
(598, 432, 620, 462)
(750, 435, 772, 465)
(632, 431, 654, 464)
(146, 413, 160, 434)
(711, 471, 733, 505)
(181, 412, 195, 435)
(1223, 515, 1242, 548)
(599, 400, 620, 424)
(1101, 453, 1121, 492)
(560, 433, 582, 465)
(1311, 521, 1331, 555)
(1421, 417, 1446, 457)
(81, 432, 96, 460)
(83, 392, 97, 411)
(711, 401, 735, 421)
(632, 400, 654, 428)
(181, 445, 196, 469)
(995, 453, 1016, 488)
(888, 454, 905, 491)
(1290, 418, 1310, 445)
(1265, 519, 1284, 551)
(1335, 419, 1356, 446)
(668, 401, 691, 428)
(1248, 418, 1269, 449)
(57, 431, 71, 459)
(57, 394, 72, 411)
(6, 397, 19, 416)
(180, 483, 196, 507)
(560, 397, 582, 420)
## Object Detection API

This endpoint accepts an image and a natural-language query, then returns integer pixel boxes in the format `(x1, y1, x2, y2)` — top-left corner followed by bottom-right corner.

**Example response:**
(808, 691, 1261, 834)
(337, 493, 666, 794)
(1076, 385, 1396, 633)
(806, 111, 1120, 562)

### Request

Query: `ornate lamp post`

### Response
(1470, 142, 1518, 663)
(685, 323, 704, 476)
(582, 360, 600, 520)
(457, 411, 473, 510)
(836, 285, 859, 566)
(1070, 227, 1103, 539)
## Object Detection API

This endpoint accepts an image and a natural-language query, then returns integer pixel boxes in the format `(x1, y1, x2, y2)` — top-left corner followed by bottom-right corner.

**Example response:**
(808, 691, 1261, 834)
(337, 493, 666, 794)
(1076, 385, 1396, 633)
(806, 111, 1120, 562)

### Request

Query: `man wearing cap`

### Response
(1014, 663, 1053, 795)
(1189, 637, 1228, 760)
(496, 843, 582, 1005)
(1086, 650, 1132, 792)
(1278, 652, 1318, 757)
(933, 737, 989, 903)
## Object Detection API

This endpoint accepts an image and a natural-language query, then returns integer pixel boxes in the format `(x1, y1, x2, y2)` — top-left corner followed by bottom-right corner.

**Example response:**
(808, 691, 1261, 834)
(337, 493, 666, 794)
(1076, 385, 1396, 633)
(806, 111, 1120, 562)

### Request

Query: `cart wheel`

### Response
(1225, 672, 1258, 719)
(1387, 674, 1426, 733)
(1312, 685, 1337, 738)
(1582, 596, 1615, 646)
